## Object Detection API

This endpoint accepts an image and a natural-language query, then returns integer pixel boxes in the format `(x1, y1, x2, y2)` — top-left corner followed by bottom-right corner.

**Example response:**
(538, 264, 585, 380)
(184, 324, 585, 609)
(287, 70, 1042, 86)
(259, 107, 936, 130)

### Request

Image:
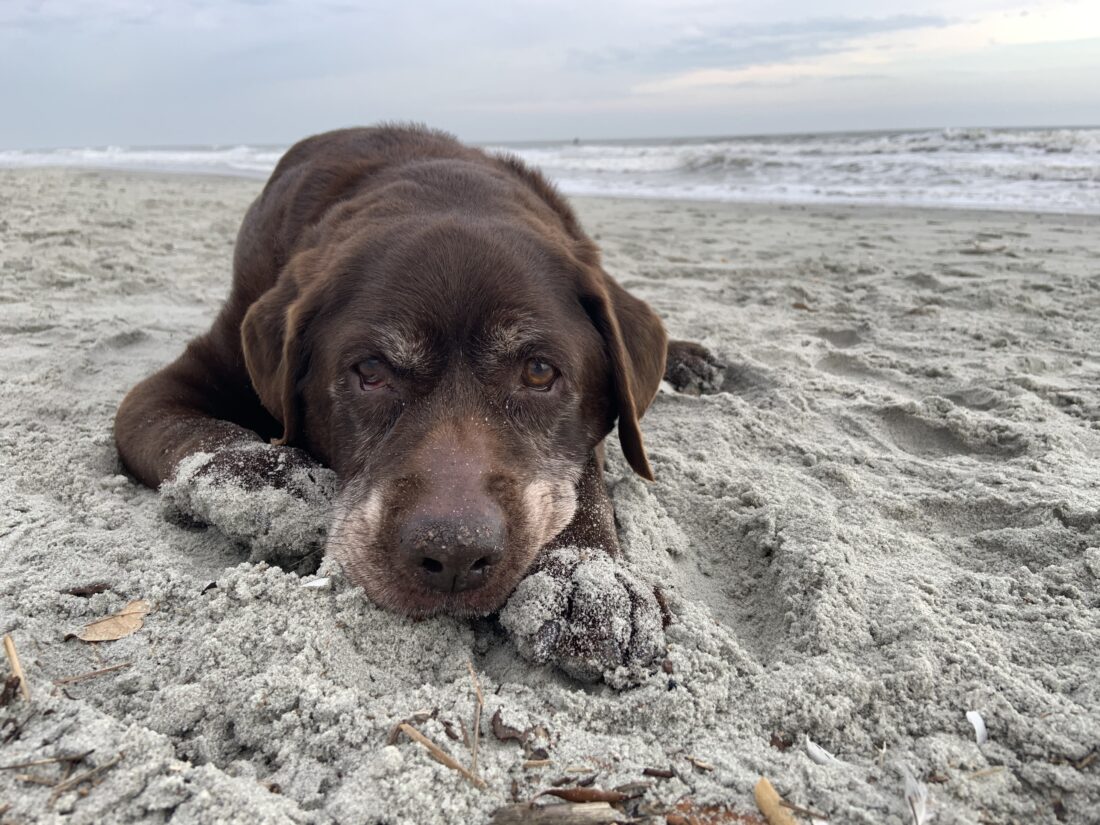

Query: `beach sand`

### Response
(1, 168, 1098, 824)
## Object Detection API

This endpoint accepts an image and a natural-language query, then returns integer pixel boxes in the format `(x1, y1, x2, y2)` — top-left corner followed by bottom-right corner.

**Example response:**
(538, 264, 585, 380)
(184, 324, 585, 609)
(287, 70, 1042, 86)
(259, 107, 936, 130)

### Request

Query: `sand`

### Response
(1, 168, 1098, 824)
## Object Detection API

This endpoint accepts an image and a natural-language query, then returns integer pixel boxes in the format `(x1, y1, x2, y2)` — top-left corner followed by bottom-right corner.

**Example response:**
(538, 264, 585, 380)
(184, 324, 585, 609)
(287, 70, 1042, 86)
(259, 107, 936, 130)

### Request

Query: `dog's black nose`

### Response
(399, 516, 505, 593)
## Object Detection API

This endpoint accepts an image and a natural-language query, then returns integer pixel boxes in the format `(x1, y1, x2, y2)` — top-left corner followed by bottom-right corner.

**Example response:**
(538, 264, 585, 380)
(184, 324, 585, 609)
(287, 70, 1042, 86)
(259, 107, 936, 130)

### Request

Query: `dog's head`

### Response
(240, 198, 666, 616)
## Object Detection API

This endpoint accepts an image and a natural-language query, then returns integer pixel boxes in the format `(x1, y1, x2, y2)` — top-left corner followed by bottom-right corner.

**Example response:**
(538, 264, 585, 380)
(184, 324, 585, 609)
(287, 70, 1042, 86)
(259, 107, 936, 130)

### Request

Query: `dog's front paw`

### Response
(665, 339, 725, 396)
(499, 547, 666, 688)
(160, 441, 336, 567)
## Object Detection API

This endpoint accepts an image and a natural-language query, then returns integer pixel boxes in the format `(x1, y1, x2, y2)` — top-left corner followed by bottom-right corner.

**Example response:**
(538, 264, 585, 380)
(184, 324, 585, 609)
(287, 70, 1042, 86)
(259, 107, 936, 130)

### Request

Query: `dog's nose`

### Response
(399, 516, 505, 593)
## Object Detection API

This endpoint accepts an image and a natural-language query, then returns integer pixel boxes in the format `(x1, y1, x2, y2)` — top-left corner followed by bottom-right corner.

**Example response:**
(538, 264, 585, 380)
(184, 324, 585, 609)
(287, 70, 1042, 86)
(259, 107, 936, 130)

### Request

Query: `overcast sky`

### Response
(2, 0, 1098, 148)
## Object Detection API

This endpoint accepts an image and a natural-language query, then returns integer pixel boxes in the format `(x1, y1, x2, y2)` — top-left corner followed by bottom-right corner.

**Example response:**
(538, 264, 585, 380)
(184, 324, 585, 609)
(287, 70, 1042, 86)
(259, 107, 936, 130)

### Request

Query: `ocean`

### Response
(2, 127, 1097, 214)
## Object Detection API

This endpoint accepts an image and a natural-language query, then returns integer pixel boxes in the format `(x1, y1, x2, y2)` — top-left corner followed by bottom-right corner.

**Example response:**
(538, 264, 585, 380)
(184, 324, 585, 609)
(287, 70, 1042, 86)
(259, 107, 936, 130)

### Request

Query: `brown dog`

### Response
(115, 126, 719, 675)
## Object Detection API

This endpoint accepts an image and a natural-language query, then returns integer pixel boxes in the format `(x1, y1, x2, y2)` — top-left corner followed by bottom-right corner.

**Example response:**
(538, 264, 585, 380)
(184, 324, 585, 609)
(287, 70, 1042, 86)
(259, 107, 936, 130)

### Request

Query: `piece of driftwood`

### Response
(2, 634, 30, 702)
(668, 802, 767, 825)
(490, 801, 629, 824)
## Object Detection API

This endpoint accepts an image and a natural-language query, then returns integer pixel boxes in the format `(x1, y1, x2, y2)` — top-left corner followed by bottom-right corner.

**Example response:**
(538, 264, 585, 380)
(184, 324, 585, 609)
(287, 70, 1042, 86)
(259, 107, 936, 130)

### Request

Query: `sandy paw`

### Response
(500, 546, 666, 688)
(160, 442, 336, 569)
(665, 339, 725, 396)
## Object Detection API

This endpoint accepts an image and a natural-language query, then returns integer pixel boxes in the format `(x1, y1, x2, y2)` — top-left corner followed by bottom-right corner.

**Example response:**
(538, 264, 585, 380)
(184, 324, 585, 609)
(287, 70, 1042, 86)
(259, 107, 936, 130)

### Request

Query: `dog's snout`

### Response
(399, 515, 505, 593)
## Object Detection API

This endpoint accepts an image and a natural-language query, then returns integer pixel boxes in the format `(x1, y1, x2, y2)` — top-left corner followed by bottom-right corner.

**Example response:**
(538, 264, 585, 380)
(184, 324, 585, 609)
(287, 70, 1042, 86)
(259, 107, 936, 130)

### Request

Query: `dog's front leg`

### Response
(500, 447, 666, 686)
(115, 330, 333, 566)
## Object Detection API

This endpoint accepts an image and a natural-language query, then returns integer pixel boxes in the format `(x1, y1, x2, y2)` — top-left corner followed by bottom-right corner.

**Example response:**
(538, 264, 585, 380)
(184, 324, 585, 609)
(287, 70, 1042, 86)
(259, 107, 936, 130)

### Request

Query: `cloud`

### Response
(0, 0, 1097, 146)
(631, 1, 1100, 95)
(574, 15, 951, 74)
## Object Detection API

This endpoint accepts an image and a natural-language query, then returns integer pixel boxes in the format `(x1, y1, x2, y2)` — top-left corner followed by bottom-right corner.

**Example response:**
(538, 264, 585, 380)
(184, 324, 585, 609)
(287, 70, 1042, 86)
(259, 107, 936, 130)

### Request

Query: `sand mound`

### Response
(2, 170, 1098, 824)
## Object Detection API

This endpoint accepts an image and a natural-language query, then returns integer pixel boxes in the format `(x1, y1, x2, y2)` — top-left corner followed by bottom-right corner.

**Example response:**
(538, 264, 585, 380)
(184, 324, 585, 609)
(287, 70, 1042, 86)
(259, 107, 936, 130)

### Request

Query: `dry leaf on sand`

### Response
(77, 600, 152, 642)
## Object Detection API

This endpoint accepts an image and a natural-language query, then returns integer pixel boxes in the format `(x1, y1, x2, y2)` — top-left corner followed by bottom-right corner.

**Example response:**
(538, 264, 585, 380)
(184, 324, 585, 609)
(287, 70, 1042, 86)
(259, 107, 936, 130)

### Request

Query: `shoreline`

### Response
(2, 165, 1097, 220)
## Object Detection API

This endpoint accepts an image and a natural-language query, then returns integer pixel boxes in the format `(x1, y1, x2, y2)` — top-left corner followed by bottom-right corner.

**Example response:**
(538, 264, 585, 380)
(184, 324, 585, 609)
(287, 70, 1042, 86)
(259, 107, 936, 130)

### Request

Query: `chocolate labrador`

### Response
(115, 126, 720, 679)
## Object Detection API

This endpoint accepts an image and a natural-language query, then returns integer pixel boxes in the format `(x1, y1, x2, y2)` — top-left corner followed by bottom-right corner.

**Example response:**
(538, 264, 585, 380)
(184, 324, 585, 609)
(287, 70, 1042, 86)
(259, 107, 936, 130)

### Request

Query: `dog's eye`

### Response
(355, 357, 388, 391)
(522, 358, 557, 390)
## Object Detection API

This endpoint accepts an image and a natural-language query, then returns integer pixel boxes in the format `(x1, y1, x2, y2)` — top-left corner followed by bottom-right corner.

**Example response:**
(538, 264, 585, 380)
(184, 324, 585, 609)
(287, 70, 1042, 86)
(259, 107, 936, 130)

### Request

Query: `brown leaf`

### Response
(769, 732, 794, 752)
(0, 675, 20, 707)
(63, 583, 110, 598)
(77, 599, 151, 642)
(537, 788, 629, 804)
(491, 709, 527, 743)
(441, 719, 461, 741)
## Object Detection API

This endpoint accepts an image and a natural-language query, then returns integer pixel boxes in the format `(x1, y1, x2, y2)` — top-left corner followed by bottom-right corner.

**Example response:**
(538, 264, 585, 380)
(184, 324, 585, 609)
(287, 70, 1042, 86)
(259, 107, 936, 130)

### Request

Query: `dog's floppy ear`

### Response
(577, 259, 668, 481)
(240, 251, 325, 446)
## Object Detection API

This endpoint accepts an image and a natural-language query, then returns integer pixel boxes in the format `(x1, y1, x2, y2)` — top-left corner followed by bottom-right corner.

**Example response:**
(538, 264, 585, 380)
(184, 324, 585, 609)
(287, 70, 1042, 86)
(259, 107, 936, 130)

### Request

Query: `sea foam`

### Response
(3, 126, 1097, 213)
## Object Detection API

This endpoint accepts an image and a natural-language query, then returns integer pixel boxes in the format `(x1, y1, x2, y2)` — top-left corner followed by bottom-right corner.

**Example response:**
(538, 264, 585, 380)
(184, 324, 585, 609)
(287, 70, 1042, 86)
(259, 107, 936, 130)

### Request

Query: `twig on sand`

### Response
(17, 773, 57, 786)
(2, 634, 31, 702)
(1, 751, 93, 772)
(467, 660, 484, 777)
(1, 709, 37, 746)
(685, 755, 714, 772)
(966, 766, 1006, 780)
(53, 663, 132, 686)
(780, 799, 830, 820)
(754, 777, 798, 825)
(535, 788, 630, 804)
(397, 723, 486, 789)
(47, 752, 124, 807)
(490, 801, 628, 824)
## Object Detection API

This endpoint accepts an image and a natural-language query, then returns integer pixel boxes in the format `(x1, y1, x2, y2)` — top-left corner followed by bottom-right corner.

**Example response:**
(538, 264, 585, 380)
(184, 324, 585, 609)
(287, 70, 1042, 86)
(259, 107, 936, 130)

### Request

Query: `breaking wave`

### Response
(3, 127, 1097, 213)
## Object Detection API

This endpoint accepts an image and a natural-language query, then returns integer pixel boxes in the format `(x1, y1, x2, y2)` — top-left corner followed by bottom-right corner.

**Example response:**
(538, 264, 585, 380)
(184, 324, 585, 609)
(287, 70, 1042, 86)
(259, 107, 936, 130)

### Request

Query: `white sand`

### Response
(1, 168, 1098, 824)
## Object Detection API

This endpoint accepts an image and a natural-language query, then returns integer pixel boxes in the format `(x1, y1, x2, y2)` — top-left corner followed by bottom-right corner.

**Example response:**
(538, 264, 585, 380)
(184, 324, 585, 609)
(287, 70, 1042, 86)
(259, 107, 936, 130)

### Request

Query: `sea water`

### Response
(3, 127, 1097, 213)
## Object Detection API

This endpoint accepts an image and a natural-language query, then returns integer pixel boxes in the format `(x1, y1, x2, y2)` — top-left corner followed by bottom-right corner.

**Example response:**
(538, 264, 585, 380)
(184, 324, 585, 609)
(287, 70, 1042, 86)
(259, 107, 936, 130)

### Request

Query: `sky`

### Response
(1, 0, 1098, 148)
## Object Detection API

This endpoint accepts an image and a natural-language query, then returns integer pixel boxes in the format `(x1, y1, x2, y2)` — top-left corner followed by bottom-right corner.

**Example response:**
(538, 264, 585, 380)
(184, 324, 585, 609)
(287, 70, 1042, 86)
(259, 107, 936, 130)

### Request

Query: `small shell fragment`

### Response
(300, 577, 331, 589)
(805, 737, 836, 764)
(966, 710, 988, 745)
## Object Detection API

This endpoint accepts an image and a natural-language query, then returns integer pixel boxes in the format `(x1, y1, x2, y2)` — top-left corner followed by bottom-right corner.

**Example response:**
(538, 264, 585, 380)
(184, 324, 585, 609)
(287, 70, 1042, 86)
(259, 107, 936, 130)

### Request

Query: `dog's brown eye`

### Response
(522, 358, 557, 390)
(355, 357, 388, 391)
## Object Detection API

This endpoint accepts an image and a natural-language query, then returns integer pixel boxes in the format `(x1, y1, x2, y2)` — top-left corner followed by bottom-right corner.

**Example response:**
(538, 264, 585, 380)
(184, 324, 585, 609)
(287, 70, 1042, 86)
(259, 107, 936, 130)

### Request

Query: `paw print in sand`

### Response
(500, 547, 667, 688)
(159, 441, 336, 569)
